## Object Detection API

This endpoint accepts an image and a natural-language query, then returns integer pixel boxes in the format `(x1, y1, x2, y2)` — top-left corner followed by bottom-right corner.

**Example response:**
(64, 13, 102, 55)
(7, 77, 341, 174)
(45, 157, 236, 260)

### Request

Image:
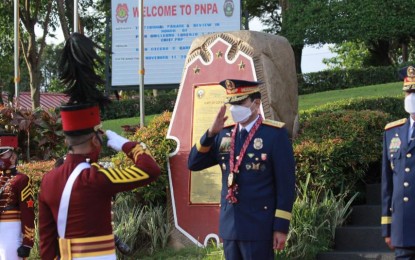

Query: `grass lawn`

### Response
(102, 114, 157, 134)
(103, 82, 404, 132)
(299, 81, 402, 111)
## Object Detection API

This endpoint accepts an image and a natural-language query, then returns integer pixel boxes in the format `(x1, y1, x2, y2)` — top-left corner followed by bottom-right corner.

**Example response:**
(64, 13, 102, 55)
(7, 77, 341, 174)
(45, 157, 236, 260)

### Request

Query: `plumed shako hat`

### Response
(59, 33, 110, 136)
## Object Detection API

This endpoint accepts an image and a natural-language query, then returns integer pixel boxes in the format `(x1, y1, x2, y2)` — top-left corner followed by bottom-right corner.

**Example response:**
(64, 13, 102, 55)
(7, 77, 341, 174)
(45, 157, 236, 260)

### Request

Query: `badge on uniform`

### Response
(222, 163, 227, 171)
(252, 163, 260, 170)
(228, 172, 235, 187)
(253, 138, 263, 150)
(389, 137, 401, 153)
(261, 153, 267, 161)
(219, 137, 231, 153)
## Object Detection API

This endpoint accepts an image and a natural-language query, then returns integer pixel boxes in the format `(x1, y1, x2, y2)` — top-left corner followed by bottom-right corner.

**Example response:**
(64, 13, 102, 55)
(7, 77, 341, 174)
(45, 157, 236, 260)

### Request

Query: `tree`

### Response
(243, 0, 306, 73)
(322, 42, 370, 70)
(283, 0, 415, 67)
(0, 0, 59, 109)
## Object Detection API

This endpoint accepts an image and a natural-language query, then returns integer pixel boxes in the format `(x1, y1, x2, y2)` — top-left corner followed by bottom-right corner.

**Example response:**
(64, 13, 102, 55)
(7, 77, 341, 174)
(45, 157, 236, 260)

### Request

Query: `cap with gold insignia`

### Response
(399, 65, 415, 92)
(0, 132, 18, 155)
(219, 79, 262, 103)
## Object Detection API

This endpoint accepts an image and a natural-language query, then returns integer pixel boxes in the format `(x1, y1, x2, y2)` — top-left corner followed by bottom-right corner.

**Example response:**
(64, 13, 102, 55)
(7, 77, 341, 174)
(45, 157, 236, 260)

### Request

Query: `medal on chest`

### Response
(389, 136, 401, 153)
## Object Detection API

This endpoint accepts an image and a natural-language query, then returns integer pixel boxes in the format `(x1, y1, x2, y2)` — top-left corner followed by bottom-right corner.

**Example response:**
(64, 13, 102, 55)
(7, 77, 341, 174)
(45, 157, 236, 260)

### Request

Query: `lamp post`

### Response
(14, 0, 20, 106)
(139, 0, 145, 127)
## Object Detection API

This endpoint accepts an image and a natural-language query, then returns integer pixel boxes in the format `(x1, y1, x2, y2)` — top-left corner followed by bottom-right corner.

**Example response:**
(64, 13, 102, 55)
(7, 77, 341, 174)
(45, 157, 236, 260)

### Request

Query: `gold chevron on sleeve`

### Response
(21, 178, 34, 201)
(24, 226, 35, 240)
(96, 165, 150, 183)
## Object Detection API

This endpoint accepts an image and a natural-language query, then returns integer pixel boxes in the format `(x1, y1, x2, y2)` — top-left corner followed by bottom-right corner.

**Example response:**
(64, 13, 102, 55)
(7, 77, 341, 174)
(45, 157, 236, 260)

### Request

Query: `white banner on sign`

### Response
(111, 0, 241, 87)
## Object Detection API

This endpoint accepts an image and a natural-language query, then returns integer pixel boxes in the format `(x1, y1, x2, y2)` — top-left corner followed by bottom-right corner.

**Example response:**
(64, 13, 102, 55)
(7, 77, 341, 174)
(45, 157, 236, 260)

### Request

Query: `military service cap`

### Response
(219, 79, 262, 103)
(400, 65, 415, 91)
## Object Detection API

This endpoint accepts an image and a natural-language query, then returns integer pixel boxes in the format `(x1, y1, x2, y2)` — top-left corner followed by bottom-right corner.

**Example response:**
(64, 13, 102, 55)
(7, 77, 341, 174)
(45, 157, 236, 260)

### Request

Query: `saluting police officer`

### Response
(188, 79, 296, 260)
(38, 33, 161, 260)
(0, 133, 34, 260)
(382, 65, 415, 259)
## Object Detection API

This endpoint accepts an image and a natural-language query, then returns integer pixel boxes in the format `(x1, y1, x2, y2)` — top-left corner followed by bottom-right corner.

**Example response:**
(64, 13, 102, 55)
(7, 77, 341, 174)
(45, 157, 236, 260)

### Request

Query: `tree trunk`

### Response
(28, 64, 42, 109)
(19, 0, 53, 109)
(292, 44, 303, 74)
(367, 40, 392, 66)
(57, 0, 70, 40)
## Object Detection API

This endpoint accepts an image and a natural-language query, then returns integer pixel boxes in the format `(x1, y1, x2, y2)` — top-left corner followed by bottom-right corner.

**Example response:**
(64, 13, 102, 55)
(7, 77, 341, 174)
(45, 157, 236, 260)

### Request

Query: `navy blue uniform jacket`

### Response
(188, 119, 296, 240)
(382, 118, 415, 247)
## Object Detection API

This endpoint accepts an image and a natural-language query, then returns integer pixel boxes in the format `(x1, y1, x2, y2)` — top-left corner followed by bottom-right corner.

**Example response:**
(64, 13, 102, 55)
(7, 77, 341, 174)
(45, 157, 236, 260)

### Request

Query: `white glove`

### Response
(106, 130, 130, 152)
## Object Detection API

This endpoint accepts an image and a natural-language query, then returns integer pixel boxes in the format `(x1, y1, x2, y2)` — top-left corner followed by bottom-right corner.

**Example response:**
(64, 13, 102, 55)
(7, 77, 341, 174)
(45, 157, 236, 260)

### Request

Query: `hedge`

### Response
(101, 93, 176, 120)
(299, 66, 401, 95)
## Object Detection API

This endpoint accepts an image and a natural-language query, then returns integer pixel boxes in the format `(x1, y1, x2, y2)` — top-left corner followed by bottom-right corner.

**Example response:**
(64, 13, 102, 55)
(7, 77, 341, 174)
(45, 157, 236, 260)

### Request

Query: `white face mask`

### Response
(229, 102, 254, 123)
(405, 93, 415, 114)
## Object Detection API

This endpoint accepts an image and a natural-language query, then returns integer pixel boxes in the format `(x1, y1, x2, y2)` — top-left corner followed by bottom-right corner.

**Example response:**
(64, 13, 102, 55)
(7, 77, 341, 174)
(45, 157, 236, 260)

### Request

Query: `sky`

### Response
(249, 18, 336, 73)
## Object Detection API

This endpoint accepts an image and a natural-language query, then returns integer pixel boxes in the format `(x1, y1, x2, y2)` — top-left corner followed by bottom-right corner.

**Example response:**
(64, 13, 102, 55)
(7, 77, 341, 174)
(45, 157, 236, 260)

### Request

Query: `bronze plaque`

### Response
(190, 84, 233, 204)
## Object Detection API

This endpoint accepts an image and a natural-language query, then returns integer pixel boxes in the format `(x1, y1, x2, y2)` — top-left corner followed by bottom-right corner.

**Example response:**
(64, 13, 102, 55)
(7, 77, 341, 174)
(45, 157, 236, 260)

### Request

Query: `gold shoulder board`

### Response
(224, 123, 236, 128)
(385, 118, 407, 130)
(263, 119, 285, 128)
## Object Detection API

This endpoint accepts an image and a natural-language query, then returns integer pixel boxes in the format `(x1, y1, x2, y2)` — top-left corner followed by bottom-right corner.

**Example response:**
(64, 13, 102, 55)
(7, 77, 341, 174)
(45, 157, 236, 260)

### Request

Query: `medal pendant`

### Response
(228, 172, 235, 187)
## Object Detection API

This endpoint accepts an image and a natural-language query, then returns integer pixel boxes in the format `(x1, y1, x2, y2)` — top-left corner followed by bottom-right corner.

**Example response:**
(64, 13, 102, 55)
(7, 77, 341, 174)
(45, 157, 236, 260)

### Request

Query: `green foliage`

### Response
(280, 174, 358, 259)
(113, 193, 172, 258)
(112, 111, 176, 205)
(299, 66, 400, 94)
(303, 96, 406, 119)
(283, 0, 415, 46)
(323, 42, 371, 69)
(294, 109, 391, 194)
(243, 0, 282, 34)
(101, 93, 176, 120)
(0, 107, 65, 161)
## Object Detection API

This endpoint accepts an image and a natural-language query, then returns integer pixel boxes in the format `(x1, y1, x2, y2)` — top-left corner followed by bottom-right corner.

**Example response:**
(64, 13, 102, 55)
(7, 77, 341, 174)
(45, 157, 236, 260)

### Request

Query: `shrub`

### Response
(294, 109, 392, 194)
(0, 107, 65, 161)
(279, 174, 357, 259)
(302, 96, 405, 119)
(111, 111, 176, 205)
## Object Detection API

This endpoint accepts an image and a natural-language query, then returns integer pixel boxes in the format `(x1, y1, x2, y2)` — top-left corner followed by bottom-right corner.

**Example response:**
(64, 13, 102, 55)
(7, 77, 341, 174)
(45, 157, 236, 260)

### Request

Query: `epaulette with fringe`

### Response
(262, 119, 285, 128)
(91, 163, 149, 183)
(385, 118, 407, 130)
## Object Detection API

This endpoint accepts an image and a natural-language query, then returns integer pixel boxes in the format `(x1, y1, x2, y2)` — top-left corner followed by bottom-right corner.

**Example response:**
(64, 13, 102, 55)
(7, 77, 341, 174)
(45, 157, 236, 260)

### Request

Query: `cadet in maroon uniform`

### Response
(38, 33, 161, 259)
(0, 133, 35, 259)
